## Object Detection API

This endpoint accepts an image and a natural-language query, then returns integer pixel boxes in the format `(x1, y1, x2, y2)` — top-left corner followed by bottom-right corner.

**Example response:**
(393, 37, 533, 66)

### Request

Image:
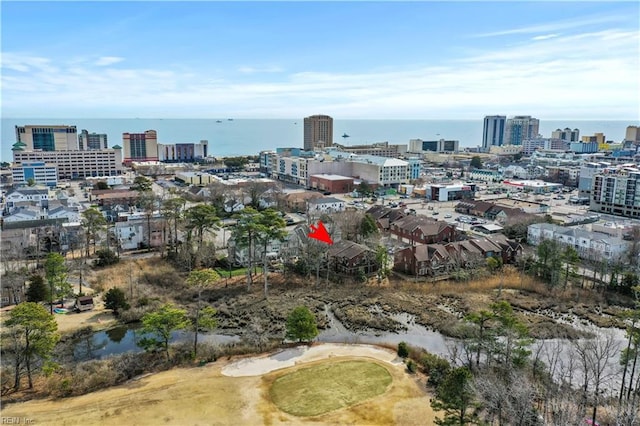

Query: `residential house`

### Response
(389, 215, 457, 246)
(284, 191, 323, 212)
(327, 240, 378, 275)
(307, 197, 346, 217)
(4, 186, 50, 214)
(366, 205, 406, 231)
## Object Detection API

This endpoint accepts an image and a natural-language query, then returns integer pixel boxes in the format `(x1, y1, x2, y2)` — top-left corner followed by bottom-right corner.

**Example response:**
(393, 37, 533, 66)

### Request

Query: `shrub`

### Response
(397, 341, 409, 358)
(406, 359, 417, 373)
(420, 352, 451, 387)
(94, 249, 119, 267)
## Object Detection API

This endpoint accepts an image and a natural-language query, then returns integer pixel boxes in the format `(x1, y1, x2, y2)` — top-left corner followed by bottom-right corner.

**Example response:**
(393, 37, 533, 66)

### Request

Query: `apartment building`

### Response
(157, 140, 209, 162)
(590, 166, 640, 218)
(15, 125, 78, 151)
(409, 138, 459, 153)
(12, 148, 124, 179)
(551, 128, 580, 142)
(332, 141, 407, 158)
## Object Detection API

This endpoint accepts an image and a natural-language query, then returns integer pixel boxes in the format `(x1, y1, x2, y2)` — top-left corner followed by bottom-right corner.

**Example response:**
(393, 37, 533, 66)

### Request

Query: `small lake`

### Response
(72, 324, 241, 362)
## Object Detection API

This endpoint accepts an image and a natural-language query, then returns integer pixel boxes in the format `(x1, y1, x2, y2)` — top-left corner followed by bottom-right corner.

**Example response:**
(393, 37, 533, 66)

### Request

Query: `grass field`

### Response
(269, 360, 392, 417)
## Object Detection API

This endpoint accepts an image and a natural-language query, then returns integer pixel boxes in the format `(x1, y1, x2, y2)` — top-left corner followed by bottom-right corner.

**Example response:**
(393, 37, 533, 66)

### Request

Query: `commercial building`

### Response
(12, 147, 124, 180)
(502, 179, 562, 194)
(408, 138, 459, 153)
(79, 129, 108, 150)
(551, 128, 580, 142)
(590, 166, 640, 218)
(11, 161, 58, 187)
(157, 141, 209, 162)
(309, 174, 355, 194)
(332, 141, 407, 158)
(303, 115, 333, 150)
(482, 115, 506, 151)
(569, 141, 599, 154)
(505, 116, 540, 146)
(422, 182, 477, 201)
(15, 125, 78, 151)
(522, 138, 568, 155)
(122, 130, 158, 164)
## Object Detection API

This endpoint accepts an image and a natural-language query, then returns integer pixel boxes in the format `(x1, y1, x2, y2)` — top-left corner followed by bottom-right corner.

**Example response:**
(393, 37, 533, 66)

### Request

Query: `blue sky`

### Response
(2, 1, 639, 119)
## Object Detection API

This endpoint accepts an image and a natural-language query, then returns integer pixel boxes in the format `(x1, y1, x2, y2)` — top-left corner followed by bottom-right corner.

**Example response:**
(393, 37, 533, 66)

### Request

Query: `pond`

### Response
(72, 324, 241, 362)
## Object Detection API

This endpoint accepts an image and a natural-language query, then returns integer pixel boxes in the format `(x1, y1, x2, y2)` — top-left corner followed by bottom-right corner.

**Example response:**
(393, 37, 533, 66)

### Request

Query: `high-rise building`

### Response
(122, 130, 158, 165)
(79, 129, 108, 150)
(482, 115, 506, 151)
(505, 116, 540, 146)
(551, 128, 580, 142)
(303, 115, 333, 150)
(625, 126, 640, 143)
(590, 166, 640, 218)
(12, 148, 123, 179)
(581, 133, 606, 144)
(15, 125, 78, 151)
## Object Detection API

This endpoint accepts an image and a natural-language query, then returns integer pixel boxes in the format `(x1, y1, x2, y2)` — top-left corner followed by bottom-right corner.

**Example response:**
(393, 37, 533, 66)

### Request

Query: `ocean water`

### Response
(1, 118, 635, 162)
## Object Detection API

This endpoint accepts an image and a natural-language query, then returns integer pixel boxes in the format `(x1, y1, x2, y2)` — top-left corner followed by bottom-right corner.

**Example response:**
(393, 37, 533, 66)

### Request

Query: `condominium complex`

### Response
(79, 129, 108, 150)
(624, 126, 640, 143)
(15, 125, 78, 151)
(332, 141, 407, 158)
(505, 116, 540, 146)
(482, 115, 506, 151)
(551, 128, 580, 142)
(590, 165, 640, 218)
(12, 148, 124, 180)
(157, 141, 209, 162)
(582, 133, 606, 144)
(122, 130, 159, 164)
(408, 139, 459, 153)
(303, 115, 333, 150)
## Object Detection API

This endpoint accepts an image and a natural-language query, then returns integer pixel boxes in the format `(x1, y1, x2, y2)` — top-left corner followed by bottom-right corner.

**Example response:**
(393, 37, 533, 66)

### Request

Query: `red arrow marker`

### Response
(308, 220, 333, 245)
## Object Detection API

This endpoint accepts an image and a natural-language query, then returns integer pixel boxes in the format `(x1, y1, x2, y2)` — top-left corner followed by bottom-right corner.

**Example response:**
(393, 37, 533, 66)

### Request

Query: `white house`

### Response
(4, 187, 50, 213)
(307, 197, 346, 217)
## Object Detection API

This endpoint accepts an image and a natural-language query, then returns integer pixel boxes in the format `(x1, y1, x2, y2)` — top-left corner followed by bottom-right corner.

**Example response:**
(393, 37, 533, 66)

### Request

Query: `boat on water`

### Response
(342, 133, 350, 138)
(216, 120, 222, 123)
(228, 118, 233, 121)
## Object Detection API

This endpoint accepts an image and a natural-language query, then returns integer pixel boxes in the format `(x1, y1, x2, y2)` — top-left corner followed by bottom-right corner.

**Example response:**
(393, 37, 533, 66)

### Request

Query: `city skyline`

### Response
(1, 1, 638, 120)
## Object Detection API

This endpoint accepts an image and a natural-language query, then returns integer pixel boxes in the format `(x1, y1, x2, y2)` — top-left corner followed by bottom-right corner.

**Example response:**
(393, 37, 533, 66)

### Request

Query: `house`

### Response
(366, 205, 406, 231)
(327, 240, 378, 275)
(224, 199, 245, 213)
(284, 191, 323, 212)
(389, 215, 457, 246)
(307, 197, 346, 217)
(393, 235, 522, 276)
(227, 235, 284, 267)
(4, 186, 50, 213)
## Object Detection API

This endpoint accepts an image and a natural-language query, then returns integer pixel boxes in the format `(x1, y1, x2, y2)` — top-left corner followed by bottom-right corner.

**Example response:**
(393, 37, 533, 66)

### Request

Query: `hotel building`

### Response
(482, 115, 506, 151)
(122, 130, 158, 164)
(15, 125, 78, 151)
(505, 116, 540, 146)
(79, 129, 108, 150)
(590, 166, 640, 218)
(303, 115, 333, 150)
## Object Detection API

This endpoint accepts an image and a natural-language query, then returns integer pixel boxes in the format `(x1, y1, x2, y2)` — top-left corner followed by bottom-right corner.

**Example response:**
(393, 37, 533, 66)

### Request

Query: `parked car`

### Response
(444, 214, 452, 218)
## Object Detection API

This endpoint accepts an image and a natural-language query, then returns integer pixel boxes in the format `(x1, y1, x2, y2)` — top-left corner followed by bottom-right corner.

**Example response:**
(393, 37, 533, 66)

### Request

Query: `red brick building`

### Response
(309, 174, 354, 194)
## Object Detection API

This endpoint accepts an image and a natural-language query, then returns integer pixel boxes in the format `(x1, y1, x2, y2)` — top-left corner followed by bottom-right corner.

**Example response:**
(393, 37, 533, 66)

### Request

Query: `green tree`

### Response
(232, 207, 262, 289)
(81, 207, 107, 257)
(186, 269, 220, 358)
(397, 341, 409, 358)
(184, 204, 220, 269)
(131, 176, 153, 192)
(536, 239, 562, 287)
(358, 181, 373, 197)
(94, 248, 119, 267)
(465, 309, 496, 369)
(93, 181, 109, 190)
(431, 367, 476, 425)
(26, 177, 36, 186)
(376, 245, 390, 279)
(285, 306, 319, 343)
(4, 302, 59, 390)
(25, 274, 49, 303)
(470, 156, 483, 169)
(255, 209, 287, 297)
(44, 252, 71, 314)
(360, 214, 378, 240)
(137, 191, 158, 251)
(490, 300, 532, 368)
(104, 287, 130, 315)
(139, 304, 191, 361)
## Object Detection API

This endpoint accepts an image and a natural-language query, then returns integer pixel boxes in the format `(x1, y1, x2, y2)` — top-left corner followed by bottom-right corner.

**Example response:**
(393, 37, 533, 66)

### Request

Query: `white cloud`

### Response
(532, 33, 560, 41)
(473, 14, 627, 38)
(237, 65, 284, 74)
(2, 28, 638, 119)
(95, 56, 125, 66)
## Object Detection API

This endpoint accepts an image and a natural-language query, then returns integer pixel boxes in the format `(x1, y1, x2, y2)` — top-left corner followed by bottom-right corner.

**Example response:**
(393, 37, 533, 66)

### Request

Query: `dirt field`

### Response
(1, 344, 438, 426)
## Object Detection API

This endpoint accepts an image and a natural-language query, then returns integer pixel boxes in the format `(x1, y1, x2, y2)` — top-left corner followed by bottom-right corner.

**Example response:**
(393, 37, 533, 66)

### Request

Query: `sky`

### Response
(1, 1, 639, 120)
